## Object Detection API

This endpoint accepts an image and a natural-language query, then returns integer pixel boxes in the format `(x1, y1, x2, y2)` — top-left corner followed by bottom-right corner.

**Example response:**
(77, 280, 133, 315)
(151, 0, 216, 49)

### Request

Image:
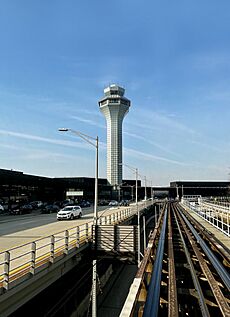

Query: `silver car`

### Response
(57, 205, 82, 220)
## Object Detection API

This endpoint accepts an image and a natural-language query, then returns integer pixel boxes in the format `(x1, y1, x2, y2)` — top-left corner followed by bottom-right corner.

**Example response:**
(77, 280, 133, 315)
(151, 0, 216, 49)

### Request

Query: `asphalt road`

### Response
(0, 204, 133, 253)
(0, 205, 110, 236)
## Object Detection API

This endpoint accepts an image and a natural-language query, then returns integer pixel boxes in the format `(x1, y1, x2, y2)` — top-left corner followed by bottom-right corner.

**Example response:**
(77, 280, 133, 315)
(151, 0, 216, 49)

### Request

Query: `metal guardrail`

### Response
(0, 201, 152, 294)
(181, 198, 230, 237)
(0, 221, 92, 292)
(179, 209, 230, 292)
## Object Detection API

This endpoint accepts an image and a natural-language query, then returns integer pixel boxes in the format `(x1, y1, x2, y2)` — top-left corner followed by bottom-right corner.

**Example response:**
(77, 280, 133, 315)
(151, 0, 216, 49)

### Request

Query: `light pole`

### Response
(58, 128, 98, 316)
(131, 185, 134, 201)
(151, 181, 153, 201)
(125, 184, 135, 201)
(117, 182, 133, 202)
(119, 163, 140, 265)
(58, 128, 98, 225)
(144, 176, 147, 201)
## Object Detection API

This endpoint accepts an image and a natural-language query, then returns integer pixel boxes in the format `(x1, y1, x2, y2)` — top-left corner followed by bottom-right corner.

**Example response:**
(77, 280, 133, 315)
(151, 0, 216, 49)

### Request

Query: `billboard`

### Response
(66, 191, 83, 196)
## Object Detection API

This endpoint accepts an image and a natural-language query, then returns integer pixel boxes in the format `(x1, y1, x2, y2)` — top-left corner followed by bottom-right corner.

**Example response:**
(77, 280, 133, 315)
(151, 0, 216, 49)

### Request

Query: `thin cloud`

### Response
(69, 115, 105, 129)
(128, 109, 196, 135)
(123, 130, 182, 157)
(0, 129, 90, 149)
(190, 140, 230, 153)
(0, 129, 188, 166)
(124, 147, 189, 166)
(0, 129, 107, 151)
(0, 144, 20, 150)
(21, 150, 84, 161)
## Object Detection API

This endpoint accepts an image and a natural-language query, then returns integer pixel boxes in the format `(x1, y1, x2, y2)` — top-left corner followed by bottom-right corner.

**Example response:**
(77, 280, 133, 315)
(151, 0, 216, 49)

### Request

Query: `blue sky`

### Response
(0, 0, 230, 186)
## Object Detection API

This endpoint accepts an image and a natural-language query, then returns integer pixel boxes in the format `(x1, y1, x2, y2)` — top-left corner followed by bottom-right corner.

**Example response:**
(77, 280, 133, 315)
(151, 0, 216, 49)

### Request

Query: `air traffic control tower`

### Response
(99, 84, 131, 186)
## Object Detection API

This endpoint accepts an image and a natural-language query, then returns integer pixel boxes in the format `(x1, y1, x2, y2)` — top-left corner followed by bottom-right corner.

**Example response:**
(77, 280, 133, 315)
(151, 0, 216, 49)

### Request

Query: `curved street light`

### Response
(58, 128, 99, 225)
(59, 127, 99, 317)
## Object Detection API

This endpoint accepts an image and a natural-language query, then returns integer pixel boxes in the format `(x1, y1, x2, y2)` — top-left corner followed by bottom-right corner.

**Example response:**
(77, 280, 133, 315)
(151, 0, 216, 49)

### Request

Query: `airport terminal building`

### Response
(0, 168, 142, 205)
(1, 168, 229, 206)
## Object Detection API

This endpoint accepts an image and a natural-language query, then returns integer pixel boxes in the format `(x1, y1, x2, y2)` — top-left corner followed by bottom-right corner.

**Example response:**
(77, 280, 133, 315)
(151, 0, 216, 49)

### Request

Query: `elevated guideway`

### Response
(120, 201, 230, 317)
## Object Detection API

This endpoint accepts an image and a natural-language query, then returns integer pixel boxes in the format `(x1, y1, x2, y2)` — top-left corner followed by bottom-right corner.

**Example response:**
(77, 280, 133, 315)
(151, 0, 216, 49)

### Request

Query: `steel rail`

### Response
(143, 205, 168, 317)
(172, 204, 210, 317)
(168, 203, 179, 317)
(175, 204, 230, 316)
(179, 206, 230, 292)
(119, 205, 166, 317)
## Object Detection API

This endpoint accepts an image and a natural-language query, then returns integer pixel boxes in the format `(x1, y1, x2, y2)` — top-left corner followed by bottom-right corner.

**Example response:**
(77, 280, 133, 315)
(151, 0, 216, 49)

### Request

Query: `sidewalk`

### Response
(98, 262, 137, 317)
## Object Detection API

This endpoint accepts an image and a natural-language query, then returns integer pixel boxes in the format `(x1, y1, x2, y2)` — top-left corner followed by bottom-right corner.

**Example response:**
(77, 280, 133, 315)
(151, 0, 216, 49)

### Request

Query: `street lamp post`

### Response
(118, 185, 121, 203)
(151, 181, 153, 202)
(144, 176, 147, 201)
(58, 128, 98, 316)
(130, 185, 135, 201)
(116, 182, 133, 202)
(119, 163, 140, 266)
(58, 128, 98, 225)
(135, 167, 140, 265)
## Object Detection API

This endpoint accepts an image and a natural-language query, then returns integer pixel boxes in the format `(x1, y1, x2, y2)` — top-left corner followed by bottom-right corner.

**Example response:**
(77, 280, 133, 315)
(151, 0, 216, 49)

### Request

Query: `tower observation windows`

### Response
(121, 100, 129, 106)
(100, 100, 108, 106)
(110, 90, 118, 95)
(110, 99, 119, 103)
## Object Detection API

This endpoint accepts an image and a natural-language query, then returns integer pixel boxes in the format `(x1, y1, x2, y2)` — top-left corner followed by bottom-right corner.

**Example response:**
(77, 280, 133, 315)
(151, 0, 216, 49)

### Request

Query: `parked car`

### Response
(30, 201, 43, 209)
(108, 200, 119, 207)
(57, 205, 82, 220)
(0, 204, 4, 212)
(98, 200, 108, 206)
(80, 200, 91, 208)
(19, 204, 33, 214)
(53, 201, 63, 208)
(41, 204, 59, 214)
(61, 199, 74, 207)
(9, 204, 21, 215)
(119, 200, 130, 206)
(26, 202, 37, 209)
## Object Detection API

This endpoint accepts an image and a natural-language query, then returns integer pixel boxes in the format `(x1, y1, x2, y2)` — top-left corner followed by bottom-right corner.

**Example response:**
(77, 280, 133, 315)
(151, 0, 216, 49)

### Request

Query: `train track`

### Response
(173, 203, 230, 316)
(122, 202, 230, 316)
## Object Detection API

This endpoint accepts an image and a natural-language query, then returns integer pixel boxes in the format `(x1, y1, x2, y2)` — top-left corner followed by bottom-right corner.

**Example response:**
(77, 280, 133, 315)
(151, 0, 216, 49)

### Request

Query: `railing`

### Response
(0, 221, 92, 292)
(119, 202, 165, 316)
(0, 201, 152, 294)
(181, 198, 230, 237)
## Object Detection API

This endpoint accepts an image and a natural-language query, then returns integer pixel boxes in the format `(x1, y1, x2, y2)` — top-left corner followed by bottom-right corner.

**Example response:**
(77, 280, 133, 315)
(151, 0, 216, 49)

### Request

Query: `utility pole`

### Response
(143, 215, 146, 249)
(136, 168, 140, 266)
